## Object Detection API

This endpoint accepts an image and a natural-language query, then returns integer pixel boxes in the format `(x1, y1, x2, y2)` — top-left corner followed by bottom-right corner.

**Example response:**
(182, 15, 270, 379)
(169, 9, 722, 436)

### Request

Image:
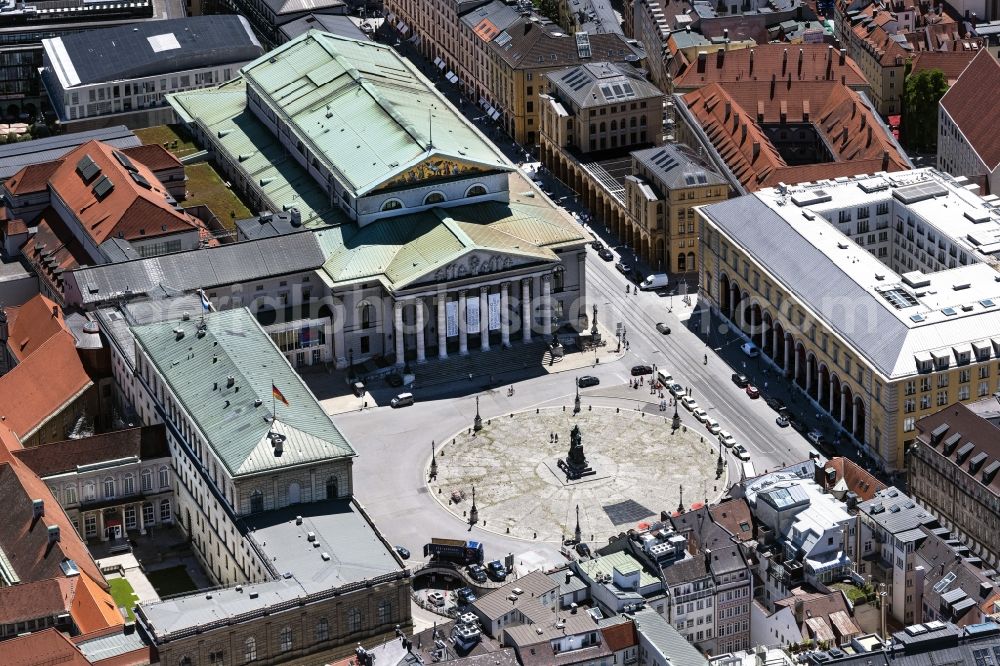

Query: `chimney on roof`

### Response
(798, 48, 804, 77)
(32, 499, 44, 520)
(524, 22, 531, 35)
(741, 123, 748, 143)
(566, 572, 572, 584)
(724, 100, 731, 120)
(717, 48, 725, 68)
(861, 113, 867, 130)
(47, 525, 60, 545)
(867, 125, 873, 146)
(697, 50, 707, 73)
(782, 48, 788, 75)
(840, 48, 847, 65)
(752, 141, 760, 161)
(723, 28, 729, 42)
(227, 375, 235, 388)
(882, 150, 890, 171)
(842, 126, 849, 143)
(749, 49, 754, 76)
(51, 305, 58, 318)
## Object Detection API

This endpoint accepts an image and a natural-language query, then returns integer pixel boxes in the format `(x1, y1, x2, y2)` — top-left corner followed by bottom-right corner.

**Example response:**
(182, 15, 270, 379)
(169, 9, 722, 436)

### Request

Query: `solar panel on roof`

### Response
(130, 171, 152, 189)
(92, 175, 114, 200)
(113, 150, 138, 172)
(76, 154, 100, 182)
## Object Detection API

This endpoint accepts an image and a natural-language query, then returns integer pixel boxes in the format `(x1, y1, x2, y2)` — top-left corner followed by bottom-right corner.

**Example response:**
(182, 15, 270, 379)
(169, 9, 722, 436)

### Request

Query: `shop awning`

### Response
(490, 109, 501, 120)
(433, 56, 443, 67)
(398, 22, 409, 34)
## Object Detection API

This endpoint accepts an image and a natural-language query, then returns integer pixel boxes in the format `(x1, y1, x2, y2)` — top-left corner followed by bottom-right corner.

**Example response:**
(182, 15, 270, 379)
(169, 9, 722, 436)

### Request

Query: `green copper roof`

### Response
(132, 309, 355, 477)
(316, 192, 583, 290)
(240, 30, 511, 196)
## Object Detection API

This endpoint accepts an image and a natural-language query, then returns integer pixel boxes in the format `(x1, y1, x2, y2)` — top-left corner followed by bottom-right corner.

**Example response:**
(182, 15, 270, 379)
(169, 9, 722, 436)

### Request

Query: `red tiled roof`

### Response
(73, 571, 125, 634)
(0, 455, 106, 589)
(5, 293, 69, 364)
(816, 456, 887, 501)
(0, 577, 76, 625)
(601, 620, 638, 651)
(3, 160, 63, 196)
(682, 80, 909, 192)
(940, 49, 1000, 170)
(48, 140, 199, 245)
(0, 330, 92, 440)
(673, 44, 868, 91)
(120, 144, 182, 173)
(0, 628, 90, 666)
(909, 50, 977, 84)
(854, 23, 908, 67)
(14, 425, 169, 478)
(22, 208, 87, 298)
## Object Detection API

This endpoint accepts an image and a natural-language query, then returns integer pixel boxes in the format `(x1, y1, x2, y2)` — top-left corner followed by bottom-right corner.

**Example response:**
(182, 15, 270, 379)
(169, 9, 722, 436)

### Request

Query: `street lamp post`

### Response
(574, 380, 581, 414)
(672, 400, 681, 431)
(430, 440, 437, 480)
(473, 395, 483, 432)
(469, 485, 478, 526)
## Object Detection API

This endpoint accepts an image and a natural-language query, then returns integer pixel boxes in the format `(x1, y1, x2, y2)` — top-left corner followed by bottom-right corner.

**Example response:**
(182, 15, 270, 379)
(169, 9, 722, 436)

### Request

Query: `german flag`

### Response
(272, 383, 289, 406)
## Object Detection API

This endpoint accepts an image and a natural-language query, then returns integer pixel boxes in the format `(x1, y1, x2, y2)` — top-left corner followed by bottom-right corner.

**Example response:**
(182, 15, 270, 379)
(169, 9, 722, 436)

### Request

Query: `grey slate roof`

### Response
(547, 61, 661, 109)
(45, 15, 262, 87)
(699, 195, 911, 377)
(858, 487, 937, 535)
(631, 608, 708, 665)
(632, 144, 727, 191)
(279, 13, 367, 42)
(0, 126, 138, 181)
(264, 0, 346, 16)
(459, 0, 522, 33)
(132, 308, 355, 477)
(70, 231, 325, 306)
(75, 628, 147, 662)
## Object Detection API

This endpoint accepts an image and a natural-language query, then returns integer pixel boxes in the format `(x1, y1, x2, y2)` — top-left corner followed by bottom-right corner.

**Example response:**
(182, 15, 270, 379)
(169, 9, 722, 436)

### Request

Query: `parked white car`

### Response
(705, 417, 721, 434)
(692, 407, 708, 422)
(681, 396, 698, 411)
(732, 444, 751, 461)
(718, 431, 737, 448)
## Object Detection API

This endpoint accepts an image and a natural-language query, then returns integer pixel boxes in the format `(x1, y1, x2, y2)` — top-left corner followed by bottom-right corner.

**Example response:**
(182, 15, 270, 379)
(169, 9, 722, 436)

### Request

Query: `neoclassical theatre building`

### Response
(165, 30, 589, 370)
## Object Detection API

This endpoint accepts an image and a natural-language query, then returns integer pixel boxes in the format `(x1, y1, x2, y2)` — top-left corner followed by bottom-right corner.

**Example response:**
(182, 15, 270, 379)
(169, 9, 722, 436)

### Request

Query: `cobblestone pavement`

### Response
(430, 406, 726, 545)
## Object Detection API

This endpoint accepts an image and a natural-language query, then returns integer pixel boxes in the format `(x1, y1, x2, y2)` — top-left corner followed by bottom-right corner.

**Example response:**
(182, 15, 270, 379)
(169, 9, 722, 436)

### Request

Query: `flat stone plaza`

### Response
(430, 406, 726, 544)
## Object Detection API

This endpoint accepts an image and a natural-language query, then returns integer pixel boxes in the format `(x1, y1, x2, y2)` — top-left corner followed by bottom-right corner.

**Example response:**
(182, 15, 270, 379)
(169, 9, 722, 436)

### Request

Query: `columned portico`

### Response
(793, 345, 801, 384)
(805, 357, 814, 394)
(459, 290, 469, 355)
(771, 325, 779, 360)
(437, 296, 447, 359)
(840, 388, 848, 426)
(394, 301, 404, 366)
(500, 282, 511, 347)
(521, 279, 532, 342)
(784, 333, 792, 376)
(829, 379, 836, 414)
(415, 299, 426, 362)
(479, 287, 490, 351)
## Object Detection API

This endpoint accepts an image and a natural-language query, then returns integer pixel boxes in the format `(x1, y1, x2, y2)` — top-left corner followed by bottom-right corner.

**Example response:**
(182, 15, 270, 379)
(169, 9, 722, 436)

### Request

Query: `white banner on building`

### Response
(488, 292, 501, 331)
(467, 295, 480, 332)
(446, 301, 459, 337)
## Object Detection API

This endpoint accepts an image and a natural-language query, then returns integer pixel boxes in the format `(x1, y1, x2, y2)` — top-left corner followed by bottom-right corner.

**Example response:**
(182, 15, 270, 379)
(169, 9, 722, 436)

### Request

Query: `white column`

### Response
(138, 501, 145, 535)
(818, 373, 825, 405)
(394, 300, 404, 366)
(415, 298, 426, 363)
(437, 295, 447, 359)
(806, 357, 813, 394)
(333, 301, 346, 369)
(852, 400, 860, 437)
(730, 284, 738, 321)
(829, 379, 836, 414)
(840, 388, 848, 426)
(541, 275, 552, 339)
(500, 282, 511, 347)
(521, 279, 532, 343)
(771, 325, 779, 360)
(793, 345, 800, 385)
(459, 290, 469, 355)
(479, 287, 490, 351)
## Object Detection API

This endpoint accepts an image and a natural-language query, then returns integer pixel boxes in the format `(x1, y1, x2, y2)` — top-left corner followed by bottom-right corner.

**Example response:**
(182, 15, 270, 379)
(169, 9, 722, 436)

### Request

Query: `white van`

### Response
(640, 273, 669, 291)
(390, 392, 414, 408)
(656, 370, 673, 387)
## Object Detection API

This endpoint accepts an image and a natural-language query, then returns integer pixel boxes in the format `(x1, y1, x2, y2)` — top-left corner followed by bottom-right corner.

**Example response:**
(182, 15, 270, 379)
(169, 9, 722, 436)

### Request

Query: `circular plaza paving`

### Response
(430, 406, 726, 544)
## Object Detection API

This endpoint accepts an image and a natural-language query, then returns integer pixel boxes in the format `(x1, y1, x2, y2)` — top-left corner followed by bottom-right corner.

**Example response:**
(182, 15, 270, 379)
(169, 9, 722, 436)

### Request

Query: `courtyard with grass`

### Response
(134, 124, 198, 159)
(182, 162, 252, 230)
(108, 577, 139, 620)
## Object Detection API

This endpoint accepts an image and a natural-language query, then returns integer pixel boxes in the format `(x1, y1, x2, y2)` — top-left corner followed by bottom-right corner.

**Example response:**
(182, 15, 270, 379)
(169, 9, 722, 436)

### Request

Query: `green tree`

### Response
(534, 0, 560, 23)
(902, 68, 948, 154)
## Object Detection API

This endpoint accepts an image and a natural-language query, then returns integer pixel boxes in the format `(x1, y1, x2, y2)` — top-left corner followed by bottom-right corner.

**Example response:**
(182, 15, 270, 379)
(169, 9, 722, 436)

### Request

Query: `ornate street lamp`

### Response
(469, 486, 479, 526)
(672, 400, 681, 431)
(573, 380, 581, 415)
(430, 440, 437, 480)
(473, 395, 483, 432)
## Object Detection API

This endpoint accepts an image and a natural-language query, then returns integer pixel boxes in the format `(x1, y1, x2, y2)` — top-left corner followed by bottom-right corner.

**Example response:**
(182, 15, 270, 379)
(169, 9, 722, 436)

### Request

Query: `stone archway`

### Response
(853, 395, 866, 442)
(720, 274, 732, 319)
(830, 374, 842, 422)
(773, 322, 786, 369)
(763, 311, 774, 359)
(842, 385, 855, 432)
(731, 283, 743, 325)
(794, 342, 807, 388)
(818, 363, 830, 410)
(806, 352, 819, 400)
(741, 292, 752, 333)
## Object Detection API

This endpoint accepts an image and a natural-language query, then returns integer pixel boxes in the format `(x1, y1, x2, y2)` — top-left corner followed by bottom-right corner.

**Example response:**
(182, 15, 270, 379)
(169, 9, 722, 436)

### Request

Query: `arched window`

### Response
(465, 184, 487, 198)
(245, 636, 257, 662)
(423, 191, 445, 205)
(64, 484, 77, 505)
(158, 466, 169, 488)
(84, 481, 95, 501)
(346, 608, 361, 632)
(687, 251, 695, 269)
(123, 473, 135, 496)
(250, 490, 264, 514)
(678, 253, 687, 272)
(599, 122, 606, 133)
(315, 617, 329, 642)
(359, 302, 374, 329)
(377, 599, 392, 624)
(381, 199, 403, 212)
(279, 626, 293, 652)
(141, 469, 152, 492)
(103, 477, 115, 499)
(326, 476, 338, 499)
(610, 119, 617, 131)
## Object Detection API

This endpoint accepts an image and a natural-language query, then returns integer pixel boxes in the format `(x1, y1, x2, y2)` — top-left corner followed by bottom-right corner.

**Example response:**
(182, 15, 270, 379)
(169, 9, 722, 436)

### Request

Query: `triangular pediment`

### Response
(365, 153, 511, 194)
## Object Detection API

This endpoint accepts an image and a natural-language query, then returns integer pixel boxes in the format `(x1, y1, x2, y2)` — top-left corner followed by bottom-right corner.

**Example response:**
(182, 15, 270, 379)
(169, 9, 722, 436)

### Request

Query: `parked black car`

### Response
(764, 396, 786, 412)
(631, 365, 653, 376)
(598, 247, 614, 261)
(578, 375, 600, 388)
(575, 542, 591, 557)
(731, 373, 749, 388)
(455, 587, 477, 605)
(395, 546, 410, 560)
(615, 262, 632, 276)
(467, 564, 488, 583)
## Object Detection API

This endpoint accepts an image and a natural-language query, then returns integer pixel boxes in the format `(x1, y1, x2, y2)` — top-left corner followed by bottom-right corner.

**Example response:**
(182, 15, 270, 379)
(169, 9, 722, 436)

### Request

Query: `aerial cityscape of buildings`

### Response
(2, 0, 1000, 663)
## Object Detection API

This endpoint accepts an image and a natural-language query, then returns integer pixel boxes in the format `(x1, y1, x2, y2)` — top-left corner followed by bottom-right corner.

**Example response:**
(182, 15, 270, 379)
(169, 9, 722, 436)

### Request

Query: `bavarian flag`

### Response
(272, 383, 290, 406)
